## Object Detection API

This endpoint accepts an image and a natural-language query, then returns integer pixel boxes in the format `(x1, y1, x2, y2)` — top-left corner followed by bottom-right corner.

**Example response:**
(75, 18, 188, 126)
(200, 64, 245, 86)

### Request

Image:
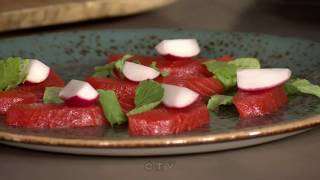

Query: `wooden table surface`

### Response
(0, 0, 320, 179)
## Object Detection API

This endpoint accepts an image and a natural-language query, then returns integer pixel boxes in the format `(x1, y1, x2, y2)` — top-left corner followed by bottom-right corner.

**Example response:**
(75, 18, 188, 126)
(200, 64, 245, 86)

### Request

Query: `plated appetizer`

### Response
(1, 39, 320, 136)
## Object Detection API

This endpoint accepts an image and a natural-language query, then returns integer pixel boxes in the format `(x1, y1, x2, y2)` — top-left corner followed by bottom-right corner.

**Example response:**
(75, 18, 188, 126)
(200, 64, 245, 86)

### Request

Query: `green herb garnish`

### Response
(228, 58, 261, 69)
(43, 87, 64, 104)
(204, 60, 237, 89)
(114, 54, 133, 71)
(93, 63, 115, 77)
(93, 54, 133, 77)
(97, 89, 127, 126)
(149, 61, 170, 77)
(127, 80, 164, 116)
(207, 95, 233, 111)
(127, 101, 161, 116)
(0, 57, 30, 91)
(285, 79, 320, 98)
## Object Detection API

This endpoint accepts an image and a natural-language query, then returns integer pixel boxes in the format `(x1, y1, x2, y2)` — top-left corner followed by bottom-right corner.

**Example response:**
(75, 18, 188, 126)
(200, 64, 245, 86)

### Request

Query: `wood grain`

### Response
(0, 0, 176, 32)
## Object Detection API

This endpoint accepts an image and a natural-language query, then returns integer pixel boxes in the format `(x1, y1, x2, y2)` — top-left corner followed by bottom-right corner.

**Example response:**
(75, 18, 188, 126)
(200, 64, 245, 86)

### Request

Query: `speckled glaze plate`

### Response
(0, 29, 319, 156)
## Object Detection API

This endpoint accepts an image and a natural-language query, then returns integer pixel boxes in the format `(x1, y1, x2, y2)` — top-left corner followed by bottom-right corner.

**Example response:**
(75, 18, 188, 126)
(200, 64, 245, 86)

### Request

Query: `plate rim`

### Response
(0, 114, 319, 148)
(0, 129, 311, 156)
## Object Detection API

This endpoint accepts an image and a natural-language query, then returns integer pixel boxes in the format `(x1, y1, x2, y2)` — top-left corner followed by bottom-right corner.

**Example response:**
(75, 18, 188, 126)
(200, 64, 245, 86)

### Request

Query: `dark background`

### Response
(1, 0, 320, 179)
(1, 0, 320, 40)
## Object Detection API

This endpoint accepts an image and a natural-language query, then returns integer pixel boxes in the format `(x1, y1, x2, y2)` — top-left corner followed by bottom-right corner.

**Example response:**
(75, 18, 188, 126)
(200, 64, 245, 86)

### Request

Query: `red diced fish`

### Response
(87, 76, 138, 112)
(6, 103, 107, 128)
(0, 89, 39, 114)
(233, 85, 288, 118)
(128, 103, 209, 136)
(0, 70, 65, 114)
(215, 54, 234, 62)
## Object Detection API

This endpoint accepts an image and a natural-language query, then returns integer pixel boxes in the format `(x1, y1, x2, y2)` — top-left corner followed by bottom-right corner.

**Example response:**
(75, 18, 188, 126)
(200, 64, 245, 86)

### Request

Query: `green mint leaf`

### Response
(207, 95, 233, 111)
(203, 60, 237, 89)
(93, 54, 134, 77)
(93, 63, 115, 77)
(43, 87, 64, 104)
(149, 61, 170, 77)
(5, 58, 20, 89)
(0, 61, 5, 90)
(18, 58, 30, 84)
(132, 60, 141, 64)
(0, 57, 30, 91)
(97, 89, 127, 126)
(127, 80, 164, 115)
(134, 80, 164, 107)
(114, 54, 133, 71)
(150, 61, 159, 71)
(284, 80, 299, 95)
(285, 79, 320, 98)
(160, 70, 170, 77)
(127, 101, 161, 116)
(5, 57, 29, 90)
(228, 58, 261, 69)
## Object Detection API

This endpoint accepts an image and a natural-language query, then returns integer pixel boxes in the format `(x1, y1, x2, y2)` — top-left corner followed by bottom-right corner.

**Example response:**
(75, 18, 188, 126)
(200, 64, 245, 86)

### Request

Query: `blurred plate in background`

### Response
(0, 0, 177, 32)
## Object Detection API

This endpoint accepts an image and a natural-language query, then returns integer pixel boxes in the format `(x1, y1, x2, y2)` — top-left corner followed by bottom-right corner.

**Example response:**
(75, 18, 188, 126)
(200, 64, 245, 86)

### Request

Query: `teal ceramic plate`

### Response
(0, 29, 319, 156)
